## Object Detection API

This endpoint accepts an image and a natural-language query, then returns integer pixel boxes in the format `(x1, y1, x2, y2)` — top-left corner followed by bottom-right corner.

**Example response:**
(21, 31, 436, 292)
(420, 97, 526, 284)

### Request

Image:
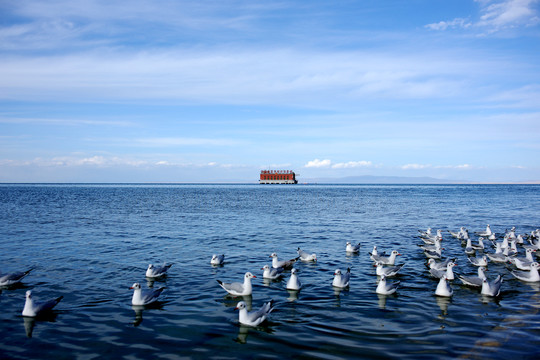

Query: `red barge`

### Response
(259, 170, 298, 184)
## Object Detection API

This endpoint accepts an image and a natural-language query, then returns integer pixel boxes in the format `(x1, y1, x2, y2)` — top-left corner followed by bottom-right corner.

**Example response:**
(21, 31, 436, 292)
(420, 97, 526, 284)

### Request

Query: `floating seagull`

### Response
(419, 227, 433, 238)
(509, 248, 536, 270)
(424, 247, 443, 260)
(448, 227, 466, 239)
(376, 274, 400, 295)
(332, 268, 351, 288)
(419, 238, 442, 252)
(270, 253, 298, 269)
(217, 272, 256, 296)
(481, 275, 503, 297)
(297, 247, 317, 262)
(372, 250, 401, 265)
(210, 254, 225, 266)
(22, 290, 63, 317)
(476, 224, 493, 237)
(464, 239, 475, 255)
(486, 247, 509, 263)
(421, 229, 443, 244)
(0, 269, 32, 286)
(468, 255, 488, 267)
(130, 283, 165, 305)
(511, 262, 540, 282)
(346, 242, 361, 253)
(458, 266, 487, 287)
(435, 276, 453, 297)
(286, 268, 302, 290)
(430, 261, 456, 280)
(369, 246, 386, 261)
(427, 258, 455, 271)
(145, 263, 173, 278)
(375, 262, 404, 277)
(235, 300, 274, 326)
(261, 265, 284, 280)
(471, 237, 485, 250)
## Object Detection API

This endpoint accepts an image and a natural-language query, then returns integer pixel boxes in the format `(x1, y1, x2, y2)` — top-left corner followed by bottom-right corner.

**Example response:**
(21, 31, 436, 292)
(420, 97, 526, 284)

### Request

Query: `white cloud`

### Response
(425, 18, 472, 31)
(477, 0, 540, 29)
(401, 163, 431, 170)
(331, 161, 372, 169)
(425, 0, 540, 33)
(304, 159, 332, 168)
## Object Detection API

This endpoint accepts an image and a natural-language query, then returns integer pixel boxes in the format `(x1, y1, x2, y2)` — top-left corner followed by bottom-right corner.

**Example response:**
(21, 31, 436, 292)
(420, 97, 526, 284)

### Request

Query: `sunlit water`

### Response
(1, 184, 539, 359)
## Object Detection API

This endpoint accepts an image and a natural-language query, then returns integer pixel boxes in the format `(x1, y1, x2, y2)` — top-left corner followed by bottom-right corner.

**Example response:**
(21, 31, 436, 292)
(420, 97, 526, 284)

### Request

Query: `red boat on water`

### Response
(259, 170, 298, 184)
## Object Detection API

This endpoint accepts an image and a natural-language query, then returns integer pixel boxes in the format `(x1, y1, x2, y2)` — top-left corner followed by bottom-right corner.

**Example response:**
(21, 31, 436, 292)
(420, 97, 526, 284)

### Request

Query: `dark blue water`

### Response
(0, 184, 539, 359)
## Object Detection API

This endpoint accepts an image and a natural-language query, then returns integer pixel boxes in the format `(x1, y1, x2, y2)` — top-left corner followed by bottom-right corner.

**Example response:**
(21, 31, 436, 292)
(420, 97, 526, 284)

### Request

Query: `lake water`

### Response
(0, 184, 539, 359)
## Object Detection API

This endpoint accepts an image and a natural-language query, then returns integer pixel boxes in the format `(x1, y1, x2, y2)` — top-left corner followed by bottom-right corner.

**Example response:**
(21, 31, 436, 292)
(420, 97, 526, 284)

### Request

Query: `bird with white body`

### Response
(332, 268, 351, 288)
(145, 263, 172, 278)
(270, 253, 298, 269)
(130, 283, 165, 305)
(261, 265, 284, 280)
(376, 274, 400, 295)
(217, 272, 256, 296)
(235, 300, 274, 326)
(286, 268, 302, 290)
(210, 254, 225, 265)
(22, 290, 63, 317)
(297, 247, 317, 262)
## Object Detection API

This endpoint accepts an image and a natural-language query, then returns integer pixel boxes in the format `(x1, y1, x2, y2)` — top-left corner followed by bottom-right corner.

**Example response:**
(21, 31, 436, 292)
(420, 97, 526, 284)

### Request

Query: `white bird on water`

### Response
(270, 253, 298, 269)
(458, 266, 487, 287)
(468, 255, 488, 267)
(210, 254, 225, 266)
(375, 262, 404, 277)
(486, 246, 509, 263)
(481, 275, 503, 297)
(22, 290, 63, 317)
(511, 262, 540, 282)
(145, 263, 173, 278)
(261, 265, 284, 280)
(369, 246, 387, 261)
(346, 242, 361, 253)
(332, 268, 351, 288)
(427, 258, 454, 271)
(509, 248, 536, 270)
(372, 250, 401, 265)
(430, 261, 456, 280)
(421, 229, 443, 244)
(297, 247, 317, 262)
(130, 283, 165, 305)
(217, 272, 256, 296)
(376, 274, 400, 295)
(0, 269, 33, 286)
(235, 300, 274, 326)
(286, 268, 302, 290)
(464, 239, 475, 255)
(435, 276, 453, 297)
(471, 237, 485, 250)
(476, 224, 493, 237)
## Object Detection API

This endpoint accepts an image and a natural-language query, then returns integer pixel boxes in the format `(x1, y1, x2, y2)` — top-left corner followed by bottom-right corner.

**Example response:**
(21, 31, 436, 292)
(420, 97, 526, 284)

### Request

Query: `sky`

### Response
(1, 0, 539, 183)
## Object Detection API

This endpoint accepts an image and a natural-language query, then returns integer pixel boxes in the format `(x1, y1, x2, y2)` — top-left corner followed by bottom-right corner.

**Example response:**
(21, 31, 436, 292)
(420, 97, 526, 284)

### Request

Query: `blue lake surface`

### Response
(0, 184, 539, 359)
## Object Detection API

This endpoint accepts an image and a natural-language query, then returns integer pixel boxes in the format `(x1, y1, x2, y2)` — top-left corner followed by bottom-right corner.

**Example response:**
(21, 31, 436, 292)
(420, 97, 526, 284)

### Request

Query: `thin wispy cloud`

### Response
(426, 0, 540, 33)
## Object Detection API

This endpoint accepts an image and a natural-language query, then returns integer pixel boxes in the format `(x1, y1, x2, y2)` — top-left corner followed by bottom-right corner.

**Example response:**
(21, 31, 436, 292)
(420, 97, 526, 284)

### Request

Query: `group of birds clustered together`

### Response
(2, 225, 540, 328)
(418, 225, 540, 299)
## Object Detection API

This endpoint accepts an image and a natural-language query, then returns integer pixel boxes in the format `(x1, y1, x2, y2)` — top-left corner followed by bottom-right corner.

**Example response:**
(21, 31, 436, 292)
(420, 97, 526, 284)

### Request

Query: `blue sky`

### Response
(1, 0, 539, 183)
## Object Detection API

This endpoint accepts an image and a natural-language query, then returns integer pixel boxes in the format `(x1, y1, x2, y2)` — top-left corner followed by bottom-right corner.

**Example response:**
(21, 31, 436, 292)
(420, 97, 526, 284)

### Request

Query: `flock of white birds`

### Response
(2, 225, 539, 327)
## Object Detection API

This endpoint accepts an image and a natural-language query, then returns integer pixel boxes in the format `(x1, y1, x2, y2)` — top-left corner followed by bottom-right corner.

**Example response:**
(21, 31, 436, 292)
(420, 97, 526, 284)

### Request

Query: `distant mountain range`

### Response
(299, 175, 467, 184)
(296, 175, 540, 184)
